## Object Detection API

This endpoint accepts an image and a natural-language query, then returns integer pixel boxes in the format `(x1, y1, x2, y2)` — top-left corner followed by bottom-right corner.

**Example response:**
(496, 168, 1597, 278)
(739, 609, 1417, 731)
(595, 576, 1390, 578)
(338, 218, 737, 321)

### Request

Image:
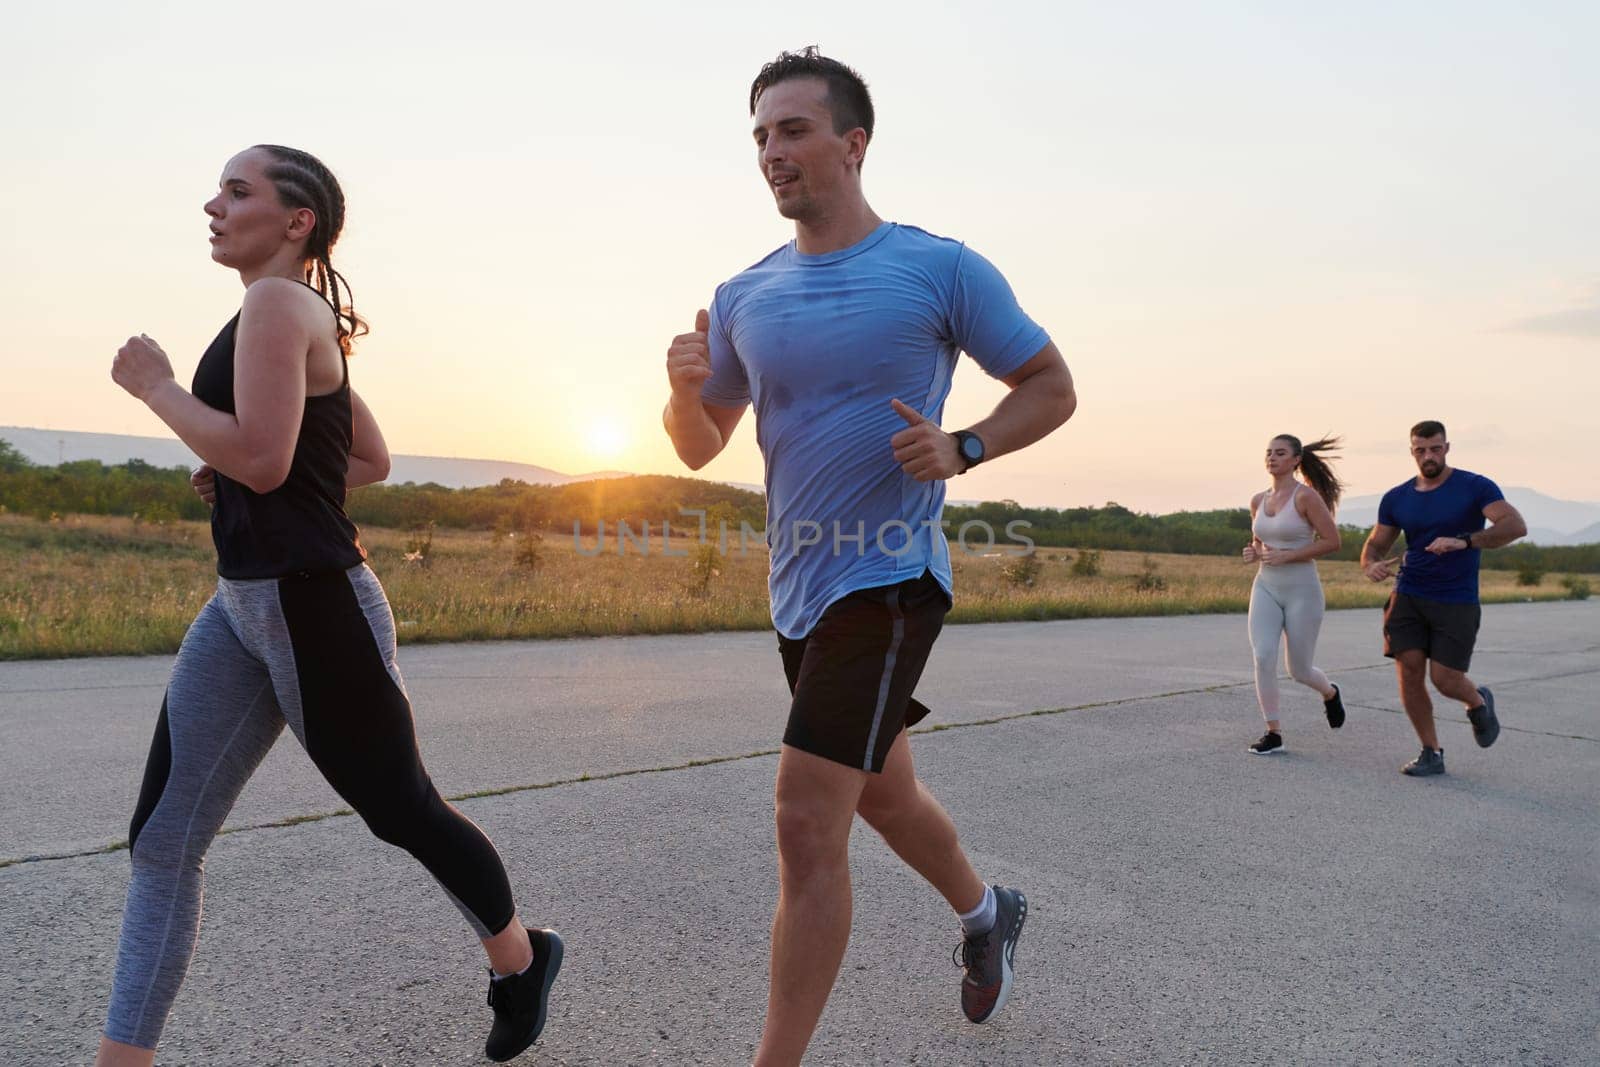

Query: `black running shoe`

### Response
(1467, 686, 1500, 748)
(485, 927, 563, 1062)
(1323, 684, 1346, 730)
(1247, 731, 1284, 755)
(1401, 747, 1445, 777)
(955, 886, 1027, 1024)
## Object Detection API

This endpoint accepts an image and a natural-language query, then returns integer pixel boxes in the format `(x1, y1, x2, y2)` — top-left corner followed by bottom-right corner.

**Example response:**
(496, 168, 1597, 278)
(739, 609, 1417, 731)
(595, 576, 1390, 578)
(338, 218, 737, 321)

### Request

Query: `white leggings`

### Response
(1248, 563, 1331, 721)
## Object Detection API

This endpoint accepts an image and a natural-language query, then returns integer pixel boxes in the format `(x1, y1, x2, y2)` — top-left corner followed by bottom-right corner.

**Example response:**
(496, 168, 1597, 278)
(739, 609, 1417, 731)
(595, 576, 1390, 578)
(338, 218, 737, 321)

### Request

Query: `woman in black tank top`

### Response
(101, 147, 561, 1067)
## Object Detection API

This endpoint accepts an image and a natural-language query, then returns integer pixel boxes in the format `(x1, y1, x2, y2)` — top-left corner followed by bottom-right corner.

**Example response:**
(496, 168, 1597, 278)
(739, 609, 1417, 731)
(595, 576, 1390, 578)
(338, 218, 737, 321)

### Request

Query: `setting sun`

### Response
(584, 418, 629, 461)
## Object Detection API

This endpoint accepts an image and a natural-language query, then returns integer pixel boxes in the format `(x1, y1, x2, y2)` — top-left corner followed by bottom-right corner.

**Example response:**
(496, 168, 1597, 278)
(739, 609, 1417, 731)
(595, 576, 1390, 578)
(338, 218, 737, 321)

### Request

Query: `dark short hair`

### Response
(749, 46, 874, 145)
(1409, 420, 1447, 441)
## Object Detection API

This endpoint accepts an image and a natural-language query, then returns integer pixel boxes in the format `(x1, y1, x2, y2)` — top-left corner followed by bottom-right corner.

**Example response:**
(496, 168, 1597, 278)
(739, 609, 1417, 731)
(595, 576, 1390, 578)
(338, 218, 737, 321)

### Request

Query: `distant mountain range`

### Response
(1337, 488, 1600, 548)
(5, 426, 1597, 545)
(0, 425, 626, 489)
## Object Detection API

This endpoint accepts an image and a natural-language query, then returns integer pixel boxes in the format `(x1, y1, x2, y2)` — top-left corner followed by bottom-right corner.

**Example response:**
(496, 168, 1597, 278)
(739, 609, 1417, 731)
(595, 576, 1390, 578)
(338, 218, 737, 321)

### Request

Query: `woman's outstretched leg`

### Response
(98, 598, 286, 1064)
(246, 566, 560, 1060)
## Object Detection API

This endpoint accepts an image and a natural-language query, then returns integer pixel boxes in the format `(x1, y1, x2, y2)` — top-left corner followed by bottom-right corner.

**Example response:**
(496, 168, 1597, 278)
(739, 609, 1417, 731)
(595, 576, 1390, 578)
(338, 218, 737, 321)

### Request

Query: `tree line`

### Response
(3, 439, 1596, 574)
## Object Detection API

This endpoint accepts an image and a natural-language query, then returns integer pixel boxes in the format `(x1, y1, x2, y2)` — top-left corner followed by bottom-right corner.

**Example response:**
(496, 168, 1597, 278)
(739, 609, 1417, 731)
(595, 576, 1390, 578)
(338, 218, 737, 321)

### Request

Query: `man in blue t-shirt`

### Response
(661, 48, 1076, 1067)
(1360, 420, 1526, 777)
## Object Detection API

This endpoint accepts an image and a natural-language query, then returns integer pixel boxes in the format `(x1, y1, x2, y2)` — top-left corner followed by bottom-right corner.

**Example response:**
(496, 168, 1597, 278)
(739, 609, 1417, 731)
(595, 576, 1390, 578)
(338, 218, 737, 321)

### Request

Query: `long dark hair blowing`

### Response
(252, 144, 367, 355)
(1274, 434, 1345, 513)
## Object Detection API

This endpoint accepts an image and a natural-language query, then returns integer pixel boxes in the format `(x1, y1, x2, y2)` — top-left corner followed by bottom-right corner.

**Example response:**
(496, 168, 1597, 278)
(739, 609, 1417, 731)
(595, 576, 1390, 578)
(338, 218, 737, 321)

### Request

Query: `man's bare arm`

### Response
(661, 308, 747, 470)
(1422, 499, 1527, 554)
(966, 342, 1076, 461)
(1473, 500, 1527, 549)
(1361, 523, 1402, 582)
(889, 342, 1076, 482)
(665, 396, 745, 470)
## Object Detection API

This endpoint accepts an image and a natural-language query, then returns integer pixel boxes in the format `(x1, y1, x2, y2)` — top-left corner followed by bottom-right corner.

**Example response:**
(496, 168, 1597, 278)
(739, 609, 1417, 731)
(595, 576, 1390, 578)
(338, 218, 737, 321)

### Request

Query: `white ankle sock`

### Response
(958, 884, 996, 935)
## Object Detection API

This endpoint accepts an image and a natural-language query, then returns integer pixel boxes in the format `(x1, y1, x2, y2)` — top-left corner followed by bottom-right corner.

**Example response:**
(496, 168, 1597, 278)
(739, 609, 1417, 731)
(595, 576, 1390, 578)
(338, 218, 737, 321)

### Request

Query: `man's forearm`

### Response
(664, 396, 723, 470)
(965, 366, 1076, 461)
(1471, 519, 1526, 550)
(1360, 535, 1394, 567)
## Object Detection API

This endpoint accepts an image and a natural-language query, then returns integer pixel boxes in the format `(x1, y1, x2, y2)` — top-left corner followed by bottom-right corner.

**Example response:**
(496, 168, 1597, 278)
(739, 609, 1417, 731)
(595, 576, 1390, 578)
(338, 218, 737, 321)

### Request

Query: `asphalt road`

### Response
(3, 600, 1596, 1065)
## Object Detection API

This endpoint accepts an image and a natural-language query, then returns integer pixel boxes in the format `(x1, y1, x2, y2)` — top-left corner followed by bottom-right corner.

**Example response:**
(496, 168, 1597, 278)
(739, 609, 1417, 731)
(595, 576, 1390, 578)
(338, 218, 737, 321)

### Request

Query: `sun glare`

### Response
(584, 419, 629, 460)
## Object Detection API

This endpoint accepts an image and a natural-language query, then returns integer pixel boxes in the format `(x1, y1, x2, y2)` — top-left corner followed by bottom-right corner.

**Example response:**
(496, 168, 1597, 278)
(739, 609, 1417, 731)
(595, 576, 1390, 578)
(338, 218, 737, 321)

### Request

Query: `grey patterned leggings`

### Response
(104, 564, 516, 1049)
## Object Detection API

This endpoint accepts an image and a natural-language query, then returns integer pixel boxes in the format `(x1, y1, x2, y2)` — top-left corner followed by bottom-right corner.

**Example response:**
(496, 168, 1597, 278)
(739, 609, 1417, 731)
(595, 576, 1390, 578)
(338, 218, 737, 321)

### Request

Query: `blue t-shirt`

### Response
(1377, 469, 1505, 604)
(703, 222, 1050, 638)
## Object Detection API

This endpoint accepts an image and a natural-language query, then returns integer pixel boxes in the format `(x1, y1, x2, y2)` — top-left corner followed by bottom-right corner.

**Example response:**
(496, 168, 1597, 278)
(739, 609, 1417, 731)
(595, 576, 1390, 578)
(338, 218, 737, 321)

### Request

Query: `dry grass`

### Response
(0, 513, 1582, 660)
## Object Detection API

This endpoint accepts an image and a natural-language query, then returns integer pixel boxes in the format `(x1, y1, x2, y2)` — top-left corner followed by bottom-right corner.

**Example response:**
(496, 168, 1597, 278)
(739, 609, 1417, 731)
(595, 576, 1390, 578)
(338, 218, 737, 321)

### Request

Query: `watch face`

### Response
(960, 436, 983, 461)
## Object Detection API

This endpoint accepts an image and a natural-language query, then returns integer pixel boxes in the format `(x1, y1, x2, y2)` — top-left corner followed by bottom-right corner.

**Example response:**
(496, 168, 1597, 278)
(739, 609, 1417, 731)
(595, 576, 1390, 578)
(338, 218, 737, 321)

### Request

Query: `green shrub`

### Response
(404, 522, 434, 565)
(1133, 556, 1167, 591)
(513, 530, 544, 571)
(689, 542, 722, 595)
(1515, 564, 1545, 587)
(1001, 551, 1041, 587)
(1561, 576, 1591, 600)
(1070, 549, 1102, 577)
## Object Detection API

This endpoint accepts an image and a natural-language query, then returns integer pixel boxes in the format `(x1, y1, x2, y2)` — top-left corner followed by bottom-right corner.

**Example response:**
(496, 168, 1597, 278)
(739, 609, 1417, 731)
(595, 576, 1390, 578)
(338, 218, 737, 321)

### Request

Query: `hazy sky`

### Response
(5, 1, 1596, 511)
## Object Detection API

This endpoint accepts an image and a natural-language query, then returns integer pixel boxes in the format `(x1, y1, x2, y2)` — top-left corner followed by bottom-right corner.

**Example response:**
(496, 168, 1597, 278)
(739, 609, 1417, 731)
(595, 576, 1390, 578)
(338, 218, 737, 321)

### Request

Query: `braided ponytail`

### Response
(253, 145, 368, 355)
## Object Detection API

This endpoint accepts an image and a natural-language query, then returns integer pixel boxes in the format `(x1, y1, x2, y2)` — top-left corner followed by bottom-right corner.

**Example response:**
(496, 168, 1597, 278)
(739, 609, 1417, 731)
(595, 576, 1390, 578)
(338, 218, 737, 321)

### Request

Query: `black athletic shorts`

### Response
(1383, 591, 1481, 671)
(777, 570, 951, 773)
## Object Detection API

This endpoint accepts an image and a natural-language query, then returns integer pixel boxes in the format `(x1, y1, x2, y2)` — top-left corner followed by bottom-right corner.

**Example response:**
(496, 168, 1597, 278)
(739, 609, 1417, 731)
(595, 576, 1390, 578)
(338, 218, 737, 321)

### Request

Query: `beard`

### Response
(1420, 460, 1443, 476)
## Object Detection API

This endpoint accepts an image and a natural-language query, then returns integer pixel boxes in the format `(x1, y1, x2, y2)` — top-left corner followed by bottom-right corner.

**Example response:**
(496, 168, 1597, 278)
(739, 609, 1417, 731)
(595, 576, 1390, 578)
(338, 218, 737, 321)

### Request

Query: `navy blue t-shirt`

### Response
(1378, 469, 1505, 604)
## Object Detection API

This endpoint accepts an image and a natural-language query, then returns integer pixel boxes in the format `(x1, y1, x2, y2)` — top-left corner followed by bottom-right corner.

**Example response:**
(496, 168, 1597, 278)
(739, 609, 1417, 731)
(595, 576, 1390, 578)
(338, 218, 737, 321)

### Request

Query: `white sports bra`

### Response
(1253, 483, 1316, 552)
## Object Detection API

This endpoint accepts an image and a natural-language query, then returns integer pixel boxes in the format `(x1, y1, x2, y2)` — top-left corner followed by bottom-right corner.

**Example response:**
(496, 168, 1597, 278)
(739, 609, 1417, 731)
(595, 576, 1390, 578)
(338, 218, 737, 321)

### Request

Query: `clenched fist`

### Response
(191, 465, 217, 506)
(111, 334, 176, 402)
(666, 309, 713, 402)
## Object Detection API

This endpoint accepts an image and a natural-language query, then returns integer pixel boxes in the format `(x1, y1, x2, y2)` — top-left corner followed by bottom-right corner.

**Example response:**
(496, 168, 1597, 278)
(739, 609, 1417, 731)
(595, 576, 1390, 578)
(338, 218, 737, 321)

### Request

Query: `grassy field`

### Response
(0, 512, 1586, 660)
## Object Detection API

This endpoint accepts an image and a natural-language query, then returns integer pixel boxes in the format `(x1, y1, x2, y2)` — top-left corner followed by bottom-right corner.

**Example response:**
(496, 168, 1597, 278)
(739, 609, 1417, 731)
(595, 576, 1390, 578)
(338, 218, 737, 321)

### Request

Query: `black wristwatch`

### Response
(1457, 532, 1475, 549)
(952, 430, 986, 473)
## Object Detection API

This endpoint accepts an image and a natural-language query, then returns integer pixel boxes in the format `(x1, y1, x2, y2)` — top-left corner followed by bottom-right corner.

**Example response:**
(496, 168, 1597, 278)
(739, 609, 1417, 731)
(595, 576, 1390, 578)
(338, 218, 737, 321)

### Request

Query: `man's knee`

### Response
(856, 777, 918, 831)
(774, 797, 850, 880)
(1395, 651, 1427, 684)
(1428, 661, 1465, 691)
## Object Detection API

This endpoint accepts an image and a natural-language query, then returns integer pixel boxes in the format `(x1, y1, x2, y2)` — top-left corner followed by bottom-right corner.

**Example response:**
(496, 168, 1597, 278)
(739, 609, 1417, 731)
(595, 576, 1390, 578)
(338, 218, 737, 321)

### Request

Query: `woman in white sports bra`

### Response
(1242, 434, 1347, 754)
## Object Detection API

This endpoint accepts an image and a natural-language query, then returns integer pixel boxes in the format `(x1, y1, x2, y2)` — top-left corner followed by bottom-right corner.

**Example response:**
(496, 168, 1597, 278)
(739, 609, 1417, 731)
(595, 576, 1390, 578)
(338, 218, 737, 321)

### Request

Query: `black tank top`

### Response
(190, 312, 367, 579)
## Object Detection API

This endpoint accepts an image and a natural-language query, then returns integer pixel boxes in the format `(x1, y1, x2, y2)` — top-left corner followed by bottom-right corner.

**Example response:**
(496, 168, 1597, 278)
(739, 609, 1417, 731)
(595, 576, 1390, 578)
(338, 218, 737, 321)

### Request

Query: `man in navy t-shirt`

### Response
(1360, 421, 1526, 777)
(662, 48, 1076, 1067)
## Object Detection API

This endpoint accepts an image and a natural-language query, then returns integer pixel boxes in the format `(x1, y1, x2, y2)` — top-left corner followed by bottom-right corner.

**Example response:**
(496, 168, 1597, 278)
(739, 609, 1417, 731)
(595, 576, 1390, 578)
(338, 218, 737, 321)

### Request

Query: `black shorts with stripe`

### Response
(778, 570, 951, 774)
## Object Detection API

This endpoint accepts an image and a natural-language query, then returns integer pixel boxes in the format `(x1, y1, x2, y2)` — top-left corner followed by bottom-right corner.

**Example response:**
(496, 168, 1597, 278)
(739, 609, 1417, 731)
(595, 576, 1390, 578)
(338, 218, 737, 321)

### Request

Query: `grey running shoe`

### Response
(1323, 684, 1346, 729)
(955, 886, 1027, 1024)
(1401, 747, 1445, 777)
(485, 927, 563, 1062)
(1467, 687, 1500, 748)
(1247, 731, 1284, 755)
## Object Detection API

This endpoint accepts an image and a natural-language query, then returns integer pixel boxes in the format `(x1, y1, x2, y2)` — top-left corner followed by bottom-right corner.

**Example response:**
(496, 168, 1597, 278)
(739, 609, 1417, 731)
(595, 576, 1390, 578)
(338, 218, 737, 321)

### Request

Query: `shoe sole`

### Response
(1247, 747, 1284, 755)
(489, 932, 564, 1063)
(1472, 688, 1500, 748)
(970, 891, 1027, 1024)
(1401, 765, 1445, 777)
